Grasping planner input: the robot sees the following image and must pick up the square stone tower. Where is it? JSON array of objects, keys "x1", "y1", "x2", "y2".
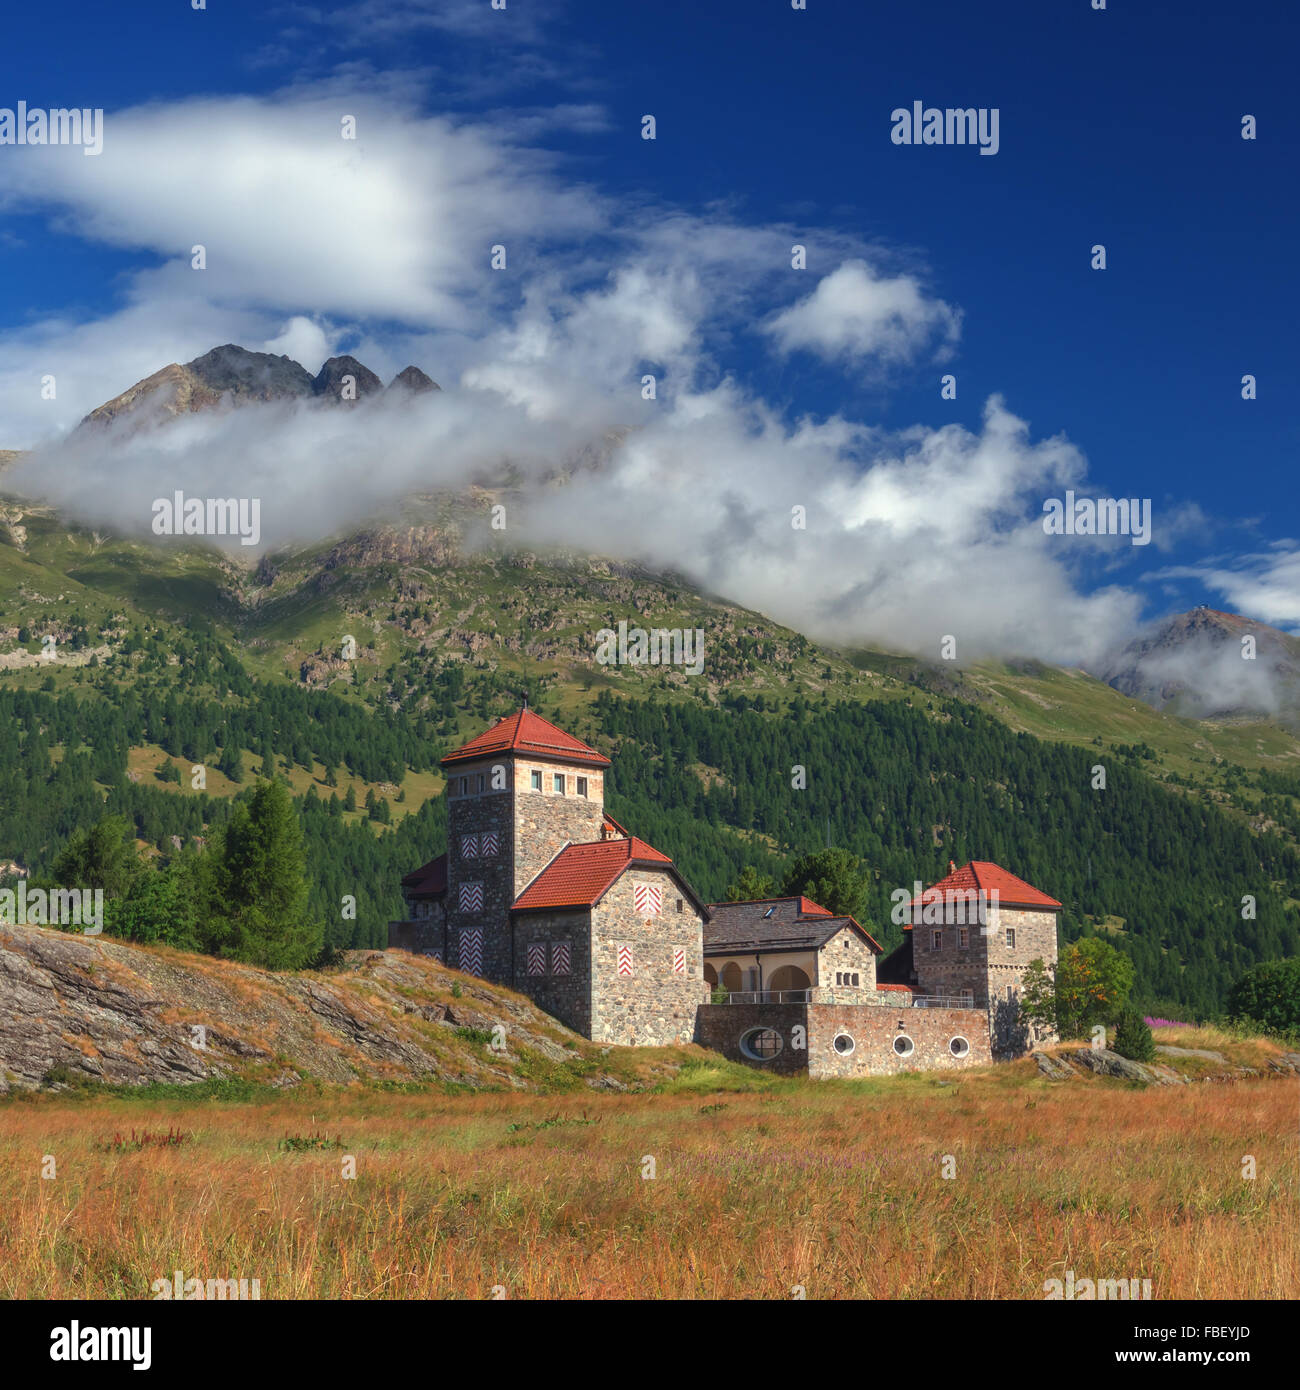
[
  {"x1": 440, "y1": 707, "x2": 610, "y2": 984},
  {"x1": 907, "y1": 860, "x2": 1061, "y2": 1056}
]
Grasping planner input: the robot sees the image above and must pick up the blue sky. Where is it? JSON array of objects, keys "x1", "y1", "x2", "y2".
[{"x1": 1, "y1": 0, "x2": 1297, "y2": 658}]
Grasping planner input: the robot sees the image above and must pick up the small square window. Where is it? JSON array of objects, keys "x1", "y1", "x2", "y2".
[
  {"x1": 1005, "y1": 927, "x2": 1016, "y2": 949},
  {"x1": 553, "y1": 773, "x2": 564, "y2": 793},
  {"x1": 530, "y1": 770, "x2": 542, "y2": 792},
  {"x1": 576, "y1": 777, "x2": 588, "y2": 797}
]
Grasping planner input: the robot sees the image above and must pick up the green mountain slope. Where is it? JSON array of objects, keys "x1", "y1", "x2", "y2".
[{"x1": 3, "y1": 496, "x2": 1300, "y2": 1018}]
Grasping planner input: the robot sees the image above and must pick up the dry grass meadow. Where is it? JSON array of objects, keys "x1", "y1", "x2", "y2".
[{"x1": 2, "y1": 1029, "x2": 1296, "y2": 1301}]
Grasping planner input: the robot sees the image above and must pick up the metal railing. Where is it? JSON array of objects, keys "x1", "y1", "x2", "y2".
[
  {"x1": 711, "y1": 989, "x2": 812, "y2": 1005},
  {"x1": 709, "y1": 989, "x2": 982, "y2": 1009}
]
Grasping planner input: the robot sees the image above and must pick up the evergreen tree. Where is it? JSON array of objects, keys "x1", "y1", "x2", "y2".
[
  {"x1": 1112, "y1": 1008, "x2": 1156, "y2": 1061},
  {"x1": 205, "y1": 780, "x2": 321, "y2": 969}
]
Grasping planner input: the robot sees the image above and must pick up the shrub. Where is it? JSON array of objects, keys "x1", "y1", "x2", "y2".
[
  {"x1": 1226, "y1": 958, "x2": 1300, "y2": 1035},
  {"x1": 1112, "y1": 1008, "x2": 1155, "y2": 1062}
]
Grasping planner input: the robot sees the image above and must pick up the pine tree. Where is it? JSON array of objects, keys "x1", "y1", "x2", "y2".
[{"x1": 205, "y1": 780, "x2": 322, "y2": 969}]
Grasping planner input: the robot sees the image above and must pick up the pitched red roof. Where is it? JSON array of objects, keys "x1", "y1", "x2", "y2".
[
  {"x1": 442, "y1": 708, "x2": 610, "y2": 769},
  {"x1": 905, "y1": 859, "x2": 1061, "y2": 926},
  {"x1": 512, "y1": 836, "x2": 676, "y2": 912}
]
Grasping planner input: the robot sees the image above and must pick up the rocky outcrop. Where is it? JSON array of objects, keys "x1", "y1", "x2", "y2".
[
  {"x1": 0, "y1": 924, "x2": 637, "y2": 1093},
  {"x1": 1034, "y1": 1044, "x2": 1292, "y2": 1086}
]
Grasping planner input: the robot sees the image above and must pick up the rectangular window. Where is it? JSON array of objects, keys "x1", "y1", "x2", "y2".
[
  {"x1": 527, "y1": 942, "x2": 547, "y2": 976},
  {"x1": 930, "y1": 930, "x2": 942, "y2": 952},
  {"x1": 530, "y1": 770, "x2": 542, "y2": 792},
  {"x1": 476, "y1": 774, "x2": 485, "y2": 792},
  {"x1": 960, "y1": 989, "x2": 974, "y2": 1006},
  {"x1": 676, "y1": 898, "x2": 683, "y2": 913},
  {"x1": 553, "y1": 773, "x2": 565, "y2": 793},
  {"x1": 576, "y1": 777, "x2": 588, "y2": 797},
  {"x1": 1005, "y1": 927, "x2": 1016, "y2": 949},
  {"x1": 551, "y1": 941, "x2": 571, "y2": 975},
  {"x1": 958, "y1": 926, "x2": 969, "y2": 949},
  {"x1": 1006, "y1": 985, "x2": 1015, "y2": 1002}
]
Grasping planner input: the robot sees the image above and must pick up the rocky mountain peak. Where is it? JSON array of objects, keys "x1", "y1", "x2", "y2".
[
  {"x1": 313, "y1": 355, "x2": 384, "y2": 404},
  {"x1": 388, "y1": 365, "x2": 441, "y2": 394}
]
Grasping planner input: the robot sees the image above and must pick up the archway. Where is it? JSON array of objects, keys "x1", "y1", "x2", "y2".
[{"x1": 767, "y1": 964, "x2": 811, "y2": 993}]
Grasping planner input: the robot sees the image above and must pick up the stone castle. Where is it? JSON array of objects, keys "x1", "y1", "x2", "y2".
[{"x1": 389, "y1": 707, "x2": 1061, "y2": 1077}]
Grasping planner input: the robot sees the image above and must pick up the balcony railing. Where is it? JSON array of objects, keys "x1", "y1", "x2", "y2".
[
  {"x1": 711, "y1": 989, "x2": 811, "y2": 1005},
  {"x1": 709, "y1": 989, "x2": 983, "y2": 1009}
]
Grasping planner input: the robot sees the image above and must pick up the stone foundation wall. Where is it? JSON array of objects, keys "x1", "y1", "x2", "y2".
[
  {"x1": 806, "y1": 1004, "x2": 991, "y2": 1077},
  {"x1": 590, "y1": 868, "x2": 708, "y2": 1046},
  {"x1": 694, "y1": 1002, "x2": 992, "y2": 1077},
  {"x1": 694, "y1": 1003, "x2": 809, "y2": 1075}
]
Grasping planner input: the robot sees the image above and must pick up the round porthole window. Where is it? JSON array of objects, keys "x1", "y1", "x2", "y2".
[
  {"x1": 833, "y1": 1032, "x2": 855, "y2": 1056},
  {"x1": 893, "y1": 1034, "x2": 915, "y2": 1058},
  {"x1": 739, "y1": 1027, "x2": 783, "y2": 1061},
  {"x1": 949, "y1": 1036, "x2": 970, "y2": 1058}
]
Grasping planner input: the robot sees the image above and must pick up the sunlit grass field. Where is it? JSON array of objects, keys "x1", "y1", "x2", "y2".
[{"x1": 2, "y1": 1038, "x2": 1295, "y2": 1301}]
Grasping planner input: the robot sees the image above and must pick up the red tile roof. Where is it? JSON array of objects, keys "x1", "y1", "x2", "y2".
[
  {"x1": 442, "y1": 708, "x2": 610, "y2": 769},
  {"x1": 512, "y1": 836, "x2": 675, "y2": 912},
  {"x1": 904, "y1": 859, "x2": 1061, "y2": 927}
]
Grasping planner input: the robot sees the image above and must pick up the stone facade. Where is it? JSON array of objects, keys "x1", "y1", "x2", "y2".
[
  {"x1": 511, "y1": 907, "x2": 593, "y2": 1038},
  {"x1": 911, "y1": 901, "x2": 1059, "y2": 1054},
  {"x1": 817, "y1": 923, "x2": 878, "y2": 994},
  {"x1": 590, "y1": 867, "x2": 709, "y2": 1046},
  {"x1": 510, "y1": 759, "x2": 605, "y2": 895},
  {"x1": 443, "y1": 756, "x2": 516, "y2": 984},
  {"x1": 694, "y1": 1001, "x2": 991, "y2": 1077}
]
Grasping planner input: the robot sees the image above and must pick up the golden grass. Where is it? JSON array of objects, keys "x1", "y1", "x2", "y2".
[{"x1": 2, "y1": 1061, "x2": 1295, "y2": 1300}]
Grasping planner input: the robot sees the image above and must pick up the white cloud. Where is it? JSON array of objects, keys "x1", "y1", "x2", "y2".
[
  {"x1": 763, "y1": 258, "x2": 960, "y2": 367},
  {"x1": 0, "y1": 82, "x2": 1199, "y2": 668}
]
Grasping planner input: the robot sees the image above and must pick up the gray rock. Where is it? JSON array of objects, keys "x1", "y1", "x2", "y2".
[{"x1": 1156, "y1": 1045, "x2": 1226, "y2": 1062}]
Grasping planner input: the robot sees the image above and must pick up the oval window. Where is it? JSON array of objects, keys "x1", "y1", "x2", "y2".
[
  {"x1": 739, "y1": 1027, "x2": 783, "y2": 1061},
  {"x1": 833, "y1": 1032, "x2": 855, "y2": 1056},
  {"x1": 949, "y1": 1036, "x2": 970, "y2": 1058},
  {"x1": 893, "y1": 1034, "x2": 915, "y2": 1058}
]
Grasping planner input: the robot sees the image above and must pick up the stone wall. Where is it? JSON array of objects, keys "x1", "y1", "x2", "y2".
[
  {"x1": 805, "y1": 1003, "x2": 992, "y2": 1077},
  {"x1": 694, "y1": 1002, "x2": 809, "y2": 1075},
  {"x1": 590, "y1": 867, "x2": 708, "y2": 1045},
  {"x1": 511, "y1": 759, "x2": 605, "y2": 895},
  {"x1": 511, "y1": 908, "x2": 593, "y2": 1038},
  {"x1": 694, "y1": 1001, "x2": 992, "y2": 1077}
]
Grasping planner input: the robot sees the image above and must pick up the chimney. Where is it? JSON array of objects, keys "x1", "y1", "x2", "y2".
[{"x1": 948, "y1": 860, "x2": 957, "y2": 873}]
